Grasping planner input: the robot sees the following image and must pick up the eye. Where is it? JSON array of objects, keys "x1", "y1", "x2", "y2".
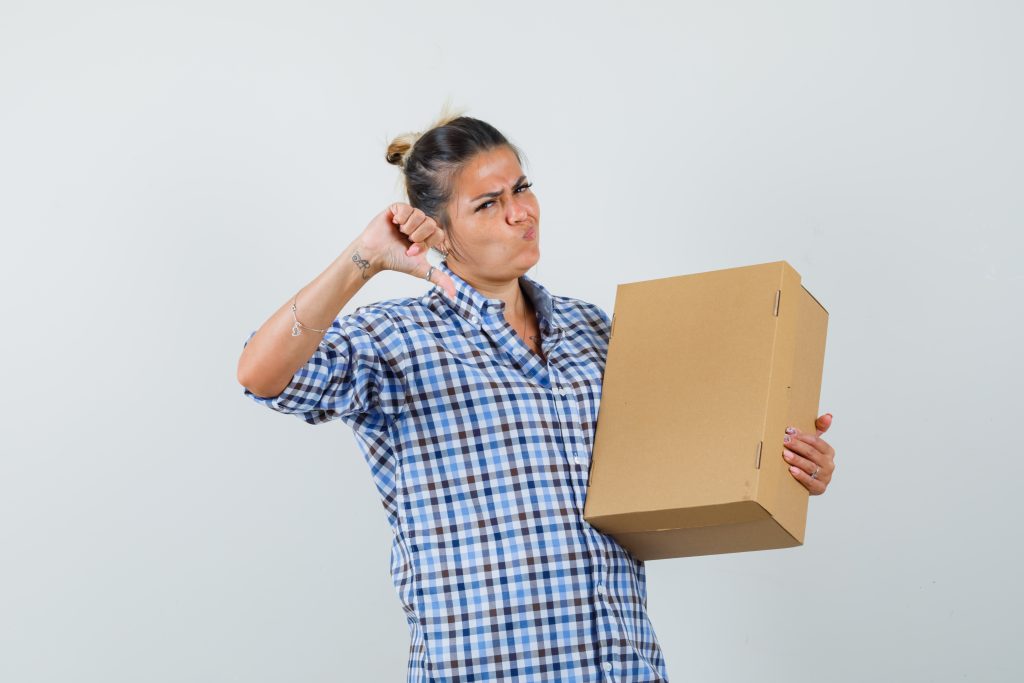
[{"x1": 475, "y1": 182, "x2": 533, "y2": 212}]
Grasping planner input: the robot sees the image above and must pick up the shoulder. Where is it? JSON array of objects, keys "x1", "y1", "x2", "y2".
[
  {"x1": 555, "y1": 295, "x2": 610, "y2": 325},
  {"x1": 344, "y1": 295, "x2": 423, "y2": 328},
  {"x1": 336, "y1": 295, "x2": 433, "y2": 354},
  {"x1": 321, "y1": 297, "x2": 424, "y2": 369},
  {"x1": 553, "y1": 295, "x2": 611, "y2": 340}
]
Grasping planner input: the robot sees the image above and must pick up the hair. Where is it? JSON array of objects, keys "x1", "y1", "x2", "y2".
[{"x1": 385, "y1": 100, "x2": 527, "y2": 262}]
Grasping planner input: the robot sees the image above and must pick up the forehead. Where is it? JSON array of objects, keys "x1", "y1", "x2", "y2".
[{"x1": 456, "y1": 147, "x2": 523, "y2": 199}]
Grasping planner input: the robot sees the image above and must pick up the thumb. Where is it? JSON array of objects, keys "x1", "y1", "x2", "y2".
[
  {"x1": 815, "y1": 412, "x2": 833, "y2": 436},
  {"x1": 421, "y1": 261, "x2": 457, "y2": 300},
  {"x1": 435, "y1": 273, "x2": 457, "y2": 301}
]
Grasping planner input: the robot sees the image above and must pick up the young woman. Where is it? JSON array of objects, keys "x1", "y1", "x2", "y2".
[{"x1": 237, "y1": 112, "x2": 837, "y2": 682}]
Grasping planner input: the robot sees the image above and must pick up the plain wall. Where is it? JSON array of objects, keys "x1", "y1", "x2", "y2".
[{"x1": 1, "y1": 1, "x2": 1020, "y2": 681}]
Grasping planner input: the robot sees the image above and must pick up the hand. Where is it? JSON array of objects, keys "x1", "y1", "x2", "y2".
[
  {"x1": 781, "y1": 413, "x2": 836, "y2": 495},
  {"x1": 358, "y1": 202, "x2": 456, "y2": 299},
  {"x1": 390, "y1": 203, "x2": 447, "y2": 260}
]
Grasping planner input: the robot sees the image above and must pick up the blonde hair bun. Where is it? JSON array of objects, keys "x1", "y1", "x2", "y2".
[{"x1": 385, "y1": 97, "x2": 469, "y2": 169}]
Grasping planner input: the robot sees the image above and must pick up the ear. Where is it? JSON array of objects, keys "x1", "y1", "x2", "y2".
[{"x1": 434, "y1": 232, "x2": 451, "y2": 258}]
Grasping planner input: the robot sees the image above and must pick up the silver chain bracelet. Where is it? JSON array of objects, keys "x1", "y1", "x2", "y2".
[{"x1": 290, "y1": 293, "x2": 329, "y2": 337}]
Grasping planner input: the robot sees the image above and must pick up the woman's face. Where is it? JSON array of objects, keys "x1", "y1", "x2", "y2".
[{"x1": 444, "y1": 145, "x2": 540, "y2": 278}]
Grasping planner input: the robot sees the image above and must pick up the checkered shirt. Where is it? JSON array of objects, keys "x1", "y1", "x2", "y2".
[{"x1": 243, "y1": 260, "x2": 669, "y2": 682}]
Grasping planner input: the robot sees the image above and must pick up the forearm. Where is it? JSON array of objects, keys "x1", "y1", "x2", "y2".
[{"x1": 237, "y1": 237, "x2": 382, "y2": 398}]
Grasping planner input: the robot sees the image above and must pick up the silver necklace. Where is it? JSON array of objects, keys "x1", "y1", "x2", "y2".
[{"x1": 512, "y1": 293, "x2": 541, "y2": 353}]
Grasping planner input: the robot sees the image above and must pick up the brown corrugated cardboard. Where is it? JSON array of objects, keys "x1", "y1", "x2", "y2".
[{"x1": 582, "y1": 260, "x2": 829, "y2": 560}]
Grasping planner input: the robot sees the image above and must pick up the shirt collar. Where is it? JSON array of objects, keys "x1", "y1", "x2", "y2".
[{"x1": 432, "y1": 259, "x2": 557, "y2": 333}]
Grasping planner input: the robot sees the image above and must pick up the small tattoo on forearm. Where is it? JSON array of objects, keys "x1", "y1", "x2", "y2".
[{"x1": 351, "y1": 250, "x2": 372, "y2": 280}]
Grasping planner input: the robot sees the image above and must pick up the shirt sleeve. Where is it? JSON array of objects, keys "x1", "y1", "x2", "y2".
[{"x1": 241, "y1": 307, "x2": 408, "y2": 424}]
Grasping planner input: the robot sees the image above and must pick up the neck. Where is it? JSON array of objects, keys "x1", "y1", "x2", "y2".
[{"x1": 448, "y1": 260, "x2": 527, "y2": 316}]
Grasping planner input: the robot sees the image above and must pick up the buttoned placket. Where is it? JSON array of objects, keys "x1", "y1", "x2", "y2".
[
  {"x1": 541, "y1": 342, "x2": 630, "y2": 680},
  {"x1": 439, "y1": 279, "x2": 635, "y2": 681}
]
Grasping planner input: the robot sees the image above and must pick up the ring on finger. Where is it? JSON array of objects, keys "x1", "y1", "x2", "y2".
[{"x1": 784, "y1": 447, "x2": 817, "y2": 477}]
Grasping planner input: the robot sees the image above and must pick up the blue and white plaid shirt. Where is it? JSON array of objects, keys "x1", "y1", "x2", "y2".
[{"x1": 243, "y1": 260, "x2": 669, "y2": 682}]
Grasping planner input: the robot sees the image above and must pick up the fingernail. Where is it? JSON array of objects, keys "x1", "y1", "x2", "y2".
[
  {"x1": 785, "y1": 426, "x2": 795, "y2": 434},
  {"x1": 783, "y1": 435, "x2": 791, "y2": 443},
  {"x1": 789, "y1": 466, "x2": 800, "y2": 474}
]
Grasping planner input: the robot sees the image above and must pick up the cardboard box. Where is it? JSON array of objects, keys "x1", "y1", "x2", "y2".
[{"x1": 583, "y1": 260, "x2": 829, "y2": 560}]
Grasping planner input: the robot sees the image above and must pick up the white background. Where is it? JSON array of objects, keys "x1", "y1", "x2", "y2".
[{"x1": 1, "y1": 1, "x2": 1020, "y2": 681}]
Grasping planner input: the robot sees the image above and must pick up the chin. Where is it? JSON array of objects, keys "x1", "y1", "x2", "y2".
[{"x1": 518, "y1": 250, "x2": 541, "y2": 273}]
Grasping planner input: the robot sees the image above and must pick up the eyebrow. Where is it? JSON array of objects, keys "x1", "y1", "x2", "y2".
[{"x1": 470, "y1": 175, "x2": 528, "y2": 203}]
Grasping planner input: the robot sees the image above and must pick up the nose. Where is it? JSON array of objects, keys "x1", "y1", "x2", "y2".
[{"x1": 506, "y1": 196, "x2": 530, "y2": 224}]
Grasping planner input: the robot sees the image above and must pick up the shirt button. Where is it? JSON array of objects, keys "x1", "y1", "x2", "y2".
[
  {"x1": 596, "y1": 583, "x2": 606, "y2": 595},
  {"x1": 469, "y1": 315, "x2": 479, "y2": 325},
  {"x1": 573, "y1": 454, "x2": 581, "y2": 465},
  {"x1": 602, "y1": 661, "x2": 613, "y2": 673}
]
